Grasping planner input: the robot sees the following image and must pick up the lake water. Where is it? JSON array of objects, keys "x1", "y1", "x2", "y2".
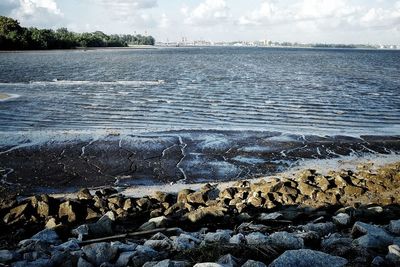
[{"x1": 0, "y1": 47, "x2": 399, "y2": 136}]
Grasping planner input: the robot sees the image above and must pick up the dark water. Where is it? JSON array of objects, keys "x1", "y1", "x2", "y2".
[{"x1": 0, "y1": 47, "x2": 399, "y2": 135}]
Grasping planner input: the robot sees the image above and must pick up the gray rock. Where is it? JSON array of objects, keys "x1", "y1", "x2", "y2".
[
  {"x1": 229, "y1": 233, "x2": 246, "y2": 245},
  {"x1": 115, "y1": 251, "x2": 135, "y2": 267},
  {"x1": 193, "y1": 264, "x2": 224, "y2": 267},
  {"x1": 144, "y1": 239, "x2": 172, "y2": 250},
  {"x1": 245, "y1": 232, "x2": 269, "y2": 246},
  {"x1": 302, "y1": 222, "x2": 336, "y2": 237},
  {"x1": 149, "y1": 216, "x2": 169, "y2": 227},
  {"x1": 31, "y1": 229, "x2": 60, "y2": 244},
  {"x1": 82, "y1": 242, "x2": 118, "y2": 266},
  {"x1": 71, "y1": 224, "x2": 89, "y2": 241},
  {"x1": 332, "y1": 213, "x2": 351, "y2": 226},
  {"x1": 321, "y1": 234, "x2": 352, "y2": 251},
  {"x1": 269, "y1": 249, "x2": 348, "y2": 267},
  {"x1": 241, "y1": 260, "x2": 267, "y2": 267},
  {"x1": 389, "y1": 219, "x2": 400, "y2": 235},
  {"x1": 172, "y1": 234, "x2": 201, "y2": 251},
  {"x1": 1, "y1": 249, "x2": 19, "y2": 263},
  {"x1": 268, "y1": 231, "x2": 304, "y2": 250},
  {"x1": 111, "y1": 241, "x2": 138, "y2": 252},
  {"x1": 217, "y1": 254, "x2": 239, "y2": 267},
  {"x1": 55, "y1": 239, "x2": 80, "y2": 251},
  {"x1": 135, "y1": 245, "x2": 159, "y2": 258},
  {"x1": 152, "y1": 259, "x2": 191, "y2": 267},
  {"x1": 352, "y1": 222, "x2": 394, "y2": 249},
  {"x1": 204, "y1": 231, "x2": 231, "y2": 244},
  {"x1": 386, "y1": 244, "x2": 400, "y2": 264},
  {"x1": 77, "y1": 257, "x2": 94, "y2": 267}
]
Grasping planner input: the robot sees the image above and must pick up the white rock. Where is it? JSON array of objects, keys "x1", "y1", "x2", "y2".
[
  {"x1": 386, "y1": 244, "x2": 400, "y2": 264},
  {"x1": 193, "y1": 263, "x2": 224, "y2": 267}
]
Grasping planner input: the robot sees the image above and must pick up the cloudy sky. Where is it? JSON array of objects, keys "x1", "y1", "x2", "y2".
[{"x1": 1, "y1": 0, "x2": 400, "y2": 44}]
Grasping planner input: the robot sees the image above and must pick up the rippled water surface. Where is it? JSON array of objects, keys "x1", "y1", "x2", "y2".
[{"x1": 0, "y1": 47, "x2": 399, "y2": 135}]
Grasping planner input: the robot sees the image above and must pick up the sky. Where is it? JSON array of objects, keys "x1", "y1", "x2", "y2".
[{"x1": 1, "y1": 0, "x2": 400, "y2": 44}]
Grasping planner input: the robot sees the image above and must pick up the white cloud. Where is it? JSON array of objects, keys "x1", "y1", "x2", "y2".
[
  {"x1": 238, "y1": 0, "x2": 400, "y2": 33},
  {"x1": 183, "y1": 0, "x2": 231, "y2": 26}
]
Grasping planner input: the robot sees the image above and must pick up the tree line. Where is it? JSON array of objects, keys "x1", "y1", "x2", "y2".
[{"x1": 0, "y1": 16, "x2": 155, "y2": 50}]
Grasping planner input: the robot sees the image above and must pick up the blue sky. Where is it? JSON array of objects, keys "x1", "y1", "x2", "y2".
[{"x1": 1, "y1": 0, "x2": 400, "y2": 44}]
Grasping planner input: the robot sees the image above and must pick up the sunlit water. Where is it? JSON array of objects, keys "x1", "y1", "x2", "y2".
[{"x1": 0, "y1": 47, "x2": 399, "y2": 136}]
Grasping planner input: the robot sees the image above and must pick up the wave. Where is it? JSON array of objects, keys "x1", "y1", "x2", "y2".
[
  {"x1": 0, "y1": 80, "x2": 165, "y2": 86},
  {"x1": 0, "y1": 93, "x2": 20, "y2": 102}
]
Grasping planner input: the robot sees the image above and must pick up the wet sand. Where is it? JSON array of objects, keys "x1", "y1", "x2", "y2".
[{"x1": 0, "y1": 130, "x2": 399, "y2": 197}]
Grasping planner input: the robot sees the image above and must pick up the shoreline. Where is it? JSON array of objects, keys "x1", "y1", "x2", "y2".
[{"x1": 0, "y1": 160, "x2": 399, "y2": 266}]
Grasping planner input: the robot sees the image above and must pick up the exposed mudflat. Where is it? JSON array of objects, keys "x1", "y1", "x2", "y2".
[{"x1": 0, "y1": 130, "x2": 399, "y2": 196}]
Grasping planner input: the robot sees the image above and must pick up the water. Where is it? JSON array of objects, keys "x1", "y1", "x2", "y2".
[{"x1": 0, "y1": 47, "x2": 399, "y2": 136}]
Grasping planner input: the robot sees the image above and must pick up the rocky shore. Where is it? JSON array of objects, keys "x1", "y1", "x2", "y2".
[{"x1": 1, "y1": 162, "x2": 400, "y2": 266}]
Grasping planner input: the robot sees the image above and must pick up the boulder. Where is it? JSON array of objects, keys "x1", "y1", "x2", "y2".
[
  {"x1": 315, "y1": 176, "x2": 331, "y2": 191},
  {"x1": 204, "y1": 231, "x2": 231, "y2": 244},
  {"x1": 187, "y1": 192, "x2": 206, "y2": 204},
  {"x1": 115, "y1": 251, "x2": 135, "y2": 267},
  {"x1": 81, "y1": 242, "x2": 118, "y2": 266},
  {"x1": 77, "y1": 189, "x2": 92, "y2": 200},
  {"x1": 172, "y1": 233, "x2": 201, "y2": 251},
  {"x1": 177, "y1": 189, "x2": 194, "y2": 203},
  {"x1": 77, "y1": 257, "x2": 94, "y2": 267},
  {"x1": 30, "y1": 229, "x2": 60, "y2": 244},
  {"x1": 111, "y1": 241, "x2": 138, "y2": 252},
  {"x1": 0, "y1": 250, "x2": 18, "y2": 263},
  {"x1": 241, "y1": 260, "x2": 266, "y2": 267},
  {"x1": 59, "y1": 201, "x2": 83, "y2": 223},
  {"x1": 258, "y1": 212, "x2": 282, "y2": 221},
  {"x1": 389, "y1": 219, "x2": 400, "y2": 235},
  {"x1": 147, "y1": 259, "x2": 191, "y2": 267},
  {"x1": 186, "y1": 206, "x2": 227, "y2": 223},
  {"x1": 54, "y1": 239, "x2": 80, "y2": 251},
  {"x1": 352, "y1": 221, "x2": 394, "y2": 249},
  {"x1": 332, "y1": 213, "x2": 351, "y2": 226},
  {"x1": 217, "y1": 254, "x2": 239, "y2": 267},
  {"x1": 268, "y1": 231, "x2": 304, "y2": 250},
  {"x1": 245, "y1": 232, "x2": 269, "y2": 246},
  {"x1": 269, "y1": 249, "x2": 347, "y2": 267},
  {"x1": 4, "y1": 203, "x2": 30, "y2": 223},
  {"x1": 193, "y1": 264, "x2": 224, "y2": 267},
  {"x1": 144, "y1": 239, "x2": 172, "y2": 250},
  {"x1": 229, "y1": 233, "x2": 246, "y2": 245},
  {"x1": 371, "y1": 256, "x2": 386, "y2": 266}
]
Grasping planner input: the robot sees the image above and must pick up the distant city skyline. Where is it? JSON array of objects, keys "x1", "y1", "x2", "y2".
[{"x1": 1, "y1": 0, "x2": 400, "y2": 45}]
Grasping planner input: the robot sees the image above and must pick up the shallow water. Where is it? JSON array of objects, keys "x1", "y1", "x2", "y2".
[{"x1": 0, "y1": 47, "x2": 399, "y2": 136}]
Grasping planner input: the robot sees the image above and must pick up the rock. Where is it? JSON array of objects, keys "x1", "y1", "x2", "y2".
[
  {"x1": 72, "y1": 225, "x2": 89, "y2": 241},
  {"x1": 302, "y1": 222, "x2": 336, "y2": 237},
  {"x1": 245, "y1": 232, "x2": 269, "y2": 246},
  {"x1": 4, "y1": 203, "x2": 30, "y2": 223},
  {"x1": 241, "y1": 260, "x2": 267, "y2": 267},
  {"x1": 77, "y1": 188, "x2": 93, "y2": 200},
  {"x1": 81, "y1": 242, "x2": 118, "y2": 266},
  {"x1": 259, "y1": 212, "x2": 282, "y2": 221},
  {"x1": 386, "y1": 244, "x2": 400, "y2": 264},
  {"x1": 123, "y1": 198, "x2": 134, "y2": 211},
  {"x1": 219, "y1": 188, "x2": 235, "y2": 200},
  {"x1": 55, "y1": 239, "x2": 80, "y2": 251},
  {"x1": 172, "y1": 233, "x2": 201, "y2": 251},
  {"x1": 59, "y1": 201, "x2": 82, "y2": 223},
  {"x1": 45, "y1": 217, "x2": 58, "y2": 229},
  {"x1": 268, "y1": 231, "x2": 304, "y2": 250},
  {"x1": 0, "y1": 250, "x2": 18, "y2": 263},
  {"x1": 177, "y1": 189, "x2": 194, "y2": 203},
  {"x1": 343, "y1": 185, "x2": 365, "y2": 196},
  {"x1": 352, "y1": 221, "x2": 394, "y2": 249},
  {"x1": 332, "y1": 213, "x2": 351, "y2": 226},
  {"x1": 298, "y1": 182, "x2": 319, "y2": 197},
  {"x1": 204, "y1": 231, "x2": 231, "y2": 244},
  {"x1": 193, "y1": 264, "x2": 224, "y2": 267},
  {"x1": 115, "y1": 251, "x2": 135, "y2": 267},
  {"x1": 217, "y1": 254, "x2": 239, "y2": 267},
  {"x1": 86, "y1": 208, "x2": 100, "y2": 220},
  {"x1": 87, "y1": 212, "x2": 114, "y2": 237},
  {"x1": 136, "y1": 197, "x2": 152, "y2": 209},
  {"x1": 315, "y1": 176, "x2": 331, "y2": 191},
  {"x1": 389, "y1": 219, "x2": 400, "y2": 235},
  {"x1": 77, "y1": 257, "x2": 94, "y2": 267},
  {"x1": 269, "y1": 249, "x2": 348, "y2": 267},
  {"x1": 247, "y1": 196, "x2": 264, "y2": 207},
  {"x1": 31, "y1": 229, "x2": 60, "y2": 244},
  {"x1": 111, "y1": 241, "x2": 138, "y2": 252},
  {"x1": 149, "y1": 216, "x2": 169, "y2": 227},
  {"x1": 144, "y1": 239, "x2": 172, "y2": 250},
  {"x1": 229, "y1": 233, "x2": 246, "y2": 245},
  {"x1": 187, "y1": 191, "x2": 206, "y2": 204},
  {"x1": 149, "y1": 259, "x2": 191, "y2": 267},
  {"x1": 187, "y1": 206, "x2": 227, "y2": 223}
]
